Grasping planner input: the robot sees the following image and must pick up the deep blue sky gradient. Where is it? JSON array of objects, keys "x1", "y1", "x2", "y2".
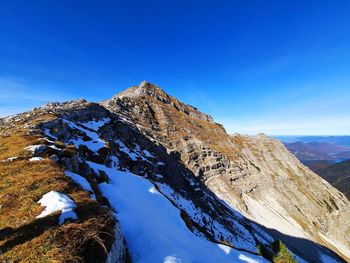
[{"x1": 1, "y1": 1, "x2": 350, "y2": 135}]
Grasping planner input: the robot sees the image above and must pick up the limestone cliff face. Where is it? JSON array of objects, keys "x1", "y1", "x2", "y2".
[
  {"x1": 227, "y1": 134, "x2": 350, "y2": 259},
  {"x1": 102, "y1": 81, "x2": 350, "y2": 262}
]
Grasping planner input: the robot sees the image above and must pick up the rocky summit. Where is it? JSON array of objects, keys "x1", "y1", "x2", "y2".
[{"x1": 0, "y1": 81, "x2": 349, "y2": 263}]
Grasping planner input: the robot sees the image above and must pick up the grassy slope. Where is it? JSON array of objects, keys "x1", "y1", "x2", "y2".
[{"x1": 0, "y1": 119, "x2": 115, "y2": 262}]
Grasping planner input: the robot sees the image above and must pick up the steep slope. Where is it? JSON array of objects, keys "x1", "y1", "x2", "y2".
[
  {"x1": 228, "y1": 134, "x2": 350, "y2": 260},
  {"x1": 0, "y1": 98, "x2": 274, "y2": 262},
  {"x1": 318, "y1": 160, "x2": 350, "y2": 199},
  {"x1": 102, "y1": 81, "x2": 350, "y2": 262},
  {"x1": 1, "y1": 81, "x2": 349, "y2": 262},
  {"x1": 0, "y1": 104, "x2": 126, "y2": 262}
]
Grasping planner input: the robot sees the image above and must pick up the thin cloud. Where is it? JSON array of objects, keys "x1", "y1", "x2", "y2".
[
  {"x1": 0, "y1": 77, "x2": 73, "y2": 117},
  {"x1": 0, "y1": 77, "x2": 68, "y2": 102}
]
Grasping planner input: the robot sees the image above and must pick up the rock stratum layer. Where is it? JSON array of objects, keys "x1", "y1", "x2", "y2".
[{"x1": 0, "y1": 81, "x2": 349, "y2": 262}]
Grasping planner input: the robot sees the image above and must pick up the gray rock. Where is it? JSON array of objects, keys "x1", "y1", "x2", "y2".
[{"x1": 50, "y1": 154, "x2": 59, "y2": 162}]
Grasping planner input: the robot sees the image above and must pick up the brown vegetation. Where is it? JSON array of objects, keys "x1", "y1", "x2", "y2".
[{"x1": 0, "y1": 130, "x2": 115, "y2": 262}]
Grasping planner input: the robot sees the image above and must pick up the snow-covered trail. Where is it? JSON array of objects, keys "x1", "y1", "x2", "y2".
[{"x1": 96, "y1": 163, "x2": 268, "y2": 263}]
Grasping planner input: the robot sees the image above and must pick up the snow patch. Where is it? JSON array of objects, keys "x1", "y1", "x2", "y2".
[
  {"x1": 62, "y1": 119, "x2": 106, "y2": 152},
  {"x1": 149, "y1": 186, "x2": 160, "y2": 194},
  {"x1": 142, "y1": 149, "x2": 154, "y2": 158},
  {"x1": 65, "y1": 171, "x2": 96, "y2": 200},
  {"x1": 238, "y1": 254, "x2": 260, "y2": 263},
  {"x1": 36, "y1": 191, "x2": 77, "y2": 225},
  {"x1": 49, "y1": 145, "x2": 63, "y2": 151},
  {"x1": 157, "y1": 183, "x2": 257, "y2": 252},
  {"x1": 1, "y1": 156, "x2": 18, "y2": 162},
  {"x1": 115, "y1": 141, "x2": 155, "y2": 163},
  {"x1": 79, "y1": 118, "x2": 110, "y2": 131},
  {"x1": 111, "y1": 155, "x2": 119, "y2": 168},
  {"x1": 25, "y1": 144, "x2": 47, "y2": 154},
  {"x1": 153, "y1": 174, "x2": 163, "y2": 179},
  {"x1": 29, "y1": 157, "x2": 44, "y2": 161},
  {"x1": 218, "y1": 244, "x2": 232, "y2": 255},
  {"x1": 116, "y1": 139, "x2": 138, "y2": 161},
  {"x1": 44, "y1": 128, "x2": 57, "y2": 140},
  {"x1": 319, "y1": 253, "x2": 341, "y2": 263}
]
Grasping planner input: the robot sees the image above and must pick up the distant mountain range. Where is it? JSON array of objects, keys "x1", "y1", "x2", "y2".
[
  {"x1": 284, "y1": 141, "x2": 350, "y2": 161},
  {"x1": 278, "y1": 137, "x2": 350, "y2": 170},
  {"x1": 277, "y1": 136, "x2": 350, "y2": 147}
]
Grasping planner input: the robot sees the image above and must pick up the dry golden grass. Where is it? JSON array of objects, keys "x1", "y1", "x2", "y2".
[
  {"x1": 0, "y1": 129, "x2": 115, "y2": 262},
  {"x1": 0, "y1": 134, "x2": 41, "y2": 160},
  {"x1": 30, "y1": 113, "x2": 57, "y2": 126}
]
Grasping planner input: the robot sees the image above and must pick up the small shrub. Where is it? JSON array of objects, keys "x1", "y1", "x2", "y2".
[{"x1": 271, "y1": 240, "x2": 297, "y2": 263}]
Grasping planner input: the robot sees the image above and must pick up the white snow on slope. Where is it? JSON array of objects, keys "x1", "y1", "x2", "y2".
[
  {"x1": 87, "y1": 161, "x2": 257, "y2": 253},
  {"x1": 62, "y1": 119, "x2": 106, "y2": 152},
  {"x1": 319, "y1": 253, "x2": 342, "y2": 263},
  {"x1": 157, "y1": 183, "x2": 258, "y2": 252},
  {"x1": 115, "y1": 139, "x2": 138, "y2": 161},
  {"x1": 36, "y1": 191, "x2": 78, "y2": 225},
  {"x1": 29, "y1": 157, "x2": 44, "y2": 161},
  {"x1": 115, "y1": 140, "x2": 155, "y2": 163},
  {"x1": 65, "y1": 171, "x2": 96, "y2": 200},
  {"x1": 0, "y1": 156, "x2": 18, "y2": 162},
  {"x1": 94, "y1": 162, "x2": 268, "y2": 263},
  {"x1": 24, "y1": 144, "x2": 46, "y2": 154},
  {"x1": 44, "y1": 128, "x2": 57, "y2": 140},
  {"x1": 143, "y1": 149, "x2": 154, "y2": 158},
  {"x1": 79, "y1": 118, "x2": 110, "y2": 132}
]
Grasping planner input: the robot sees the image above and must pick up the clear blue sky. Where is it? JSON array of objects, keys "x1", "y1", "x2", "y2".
[{"x1": 1, "y1": 1, "x2": 350, "y2": 135}]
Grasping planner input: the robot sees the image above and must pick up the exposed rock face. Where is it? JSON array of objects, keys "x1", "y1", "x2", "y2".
[
  {"x1": 1, "y1": 81, "x2": 349, "y2": 262},
  {"x1": 103, "y1": 81, "x2": 350, "y2": 262},
  {"x1": 228, "y1": 134, "x2": 350, "y2": 259}
]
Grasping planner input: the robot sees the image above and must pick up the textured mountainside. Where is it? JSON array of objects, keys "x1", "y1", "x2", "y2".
[
  {"x1": 103, "y1": 81, "x2": 350, "y2": 262},
  {"x1": 318, "y1": 160, "x2": 350, "y2": 200},
  {"x1": 0, "y1": 81, "x2": 349, "y2": 262}
]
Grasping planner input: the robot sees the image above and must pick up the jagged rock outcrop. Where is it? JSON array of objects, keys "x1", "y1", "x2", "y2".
[{"x1": 103, "y1": 81, "x2": 350, "y2": 262}]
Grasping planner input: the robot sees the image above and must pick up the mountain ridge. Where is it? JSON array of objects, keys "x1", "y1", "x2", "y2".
[
  {"x1": 103, "y1": 82, "x2": 350, "y2": 261},
  {"x1": 0, "y1": 81, "x2": 349, "y2": 262}
]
